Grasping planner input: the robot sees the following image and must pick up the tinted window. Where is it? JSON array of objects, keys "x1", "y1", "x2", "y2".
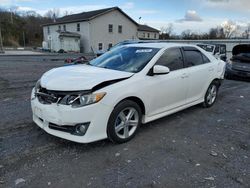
[
  {"x1": 202, "y1": 54, "x2": 210, "y2": 63},
  {"x1": 184, "y1": 50, "x2": 203, "y2": 67},
  {"x1": 156, "y1": 48, "x2": 184, "y2": 71}
]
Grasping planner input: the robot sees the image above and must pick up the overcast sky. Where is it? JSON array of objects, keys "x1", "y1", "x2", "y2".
[{"x1": 0, "y1": 0, "x2": 250, "y2": 34}]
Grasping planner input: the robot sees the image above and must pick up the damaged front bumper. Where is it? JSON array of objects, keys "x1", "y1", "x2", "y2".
[{"x1": 31, "y1": 88, "x2": 113, "y2": 143}]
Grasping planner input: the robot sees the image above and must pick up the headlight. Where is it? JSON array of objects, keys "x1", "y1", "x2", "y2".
[
  {"x1": 68, "y1": 92, "x2": 106, "y2": 108},
  {"x1": 34, "y1": 79, "x2": 41, "y2": 93}
]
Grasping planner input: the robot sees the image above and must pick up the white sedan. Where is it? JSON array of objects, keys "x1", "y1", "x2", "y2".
[{"x1": 31, "y1": 43, "x2": 225, "y2": 143}]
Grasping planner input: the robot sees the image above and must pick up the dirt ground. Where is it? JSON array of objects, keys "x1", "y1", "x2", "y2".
[{"x1": 0, "y1": 55, "x2": 249, "y2": 188}]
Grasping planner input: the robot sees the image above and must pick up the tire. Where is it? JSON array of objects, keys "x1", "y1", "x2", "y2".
[
  {"x1": 107, "y1": 100, "x2": 142, "y2": 144},
  {"x1": 203, "y1": 81, "x2": 219, "y2": 108}
]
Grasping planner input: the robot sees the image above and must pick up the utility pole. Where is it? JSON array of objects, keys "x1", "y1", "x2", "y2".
[
  {"x1": 0, "y1": 25, "x2": 4, "y2": 53},
  {"x1": 23, "y1": 31, "x2": 25, "y2": 47}
]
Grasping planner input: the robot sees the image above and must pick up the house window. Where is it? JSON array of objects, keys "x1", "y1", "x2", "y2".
[
  {"x1": 77, "y1": 23, "x2": 80, "y2": 31},
  {"x1": 63, "y1": 25, "x2": 66, "y2": 31},
  {"x1": 154, "y1": 33, "x2": 157, "y2": 39},
  {"x1": 98, "y1": 43, "x2": 103, "y2": 50},
  {"x1": 143, "y1": 33, "x2": 145, "y2": 38},
  {"x1": 118, "y1": 25, "x2": 122, "y2": 33},
  {"x1": 147, "y1": 33, "x2": 150, "y2": 38},
  {"x1": 108, "y1": 43, "x2": 112, "y2": 49},
  {"x1": 109, "y1": 24, "x2": 113, "y2": 33},
  {"x1": 58, "y1": 25, "x2": 61, "y2": 31},
  {"x1": 47, "y1": 26, "x2": 50, "y2": 34}
]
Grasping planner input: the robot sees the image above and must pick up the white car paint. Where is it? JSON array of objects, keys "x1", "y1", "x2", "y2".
[
  {"x1": 41, "y1": 65, "x2": 133, "y2": 91},
  {"x1": 31, "y1": 43, "x2": 225, "y2": 143}
]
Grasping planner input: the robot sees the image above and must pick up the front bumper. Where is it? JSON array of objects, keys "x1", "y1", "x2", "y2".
[{"x1": 31, "y1": 89, "x2": 113, "y2": 143}]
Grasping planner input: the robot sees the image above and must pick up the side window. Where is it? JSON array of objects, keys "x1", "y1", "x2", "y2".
[
  {"x1": 220, "y1": 45, "x2": 226, "y2": 54},
  {"x1": 47, "y1": 26, "x2": 50, "y2": 34},
  {"x1": 202, "y1": 54, "x2": 210, "y2": 63},
  {"x1": 108, "y1": 43, "x2": 112, "y2": 49},
  {"x1": 118, "y1": 25, "x2": 122, "y2": 33},
  {"x1": 156, "y1": 48, "x2": 184, "y2": 71},
  {"x1": 98, "y1": 43, "x2": 103, "y2": 50},
  {"x1": 77, "y1": 23, "x2": 80, "y2": 31},
  {"x1": 214, "y1": 45, "x2": 219, "y2": 54},
  {"x1": 108, "y1": 24, "x2": 113, "y2": 33},
  {"x1": 184, "y1": 50, "x2": 203, "y2": 67}
]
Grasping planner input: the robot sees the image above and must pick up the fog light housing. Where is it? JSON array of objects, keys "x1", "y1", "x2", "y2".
[{"x1": 73, "y1": 122, "x2": 90, "y2": 136}]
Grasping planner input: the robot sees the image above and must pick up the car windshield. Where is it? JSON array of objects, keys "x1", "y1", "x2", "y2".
[{"x1": 89, "y1": 46, "x2": 160, "y2": 73}]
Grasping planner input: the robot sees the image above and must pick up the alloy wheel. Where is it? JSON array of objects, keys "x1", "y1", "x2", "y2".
[
  {"x1": 114, "y1": 107, "x2": 139, "y2": 139},
  {"x1": 207, "y1": 85, "x2": 217, "y2": 105}
]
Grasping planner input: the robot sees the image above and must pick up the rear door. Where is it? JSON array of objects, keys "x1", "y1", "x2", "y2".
[
  {"x1": 182, "y1": 47, "x2": 215, "y2": 103},
  {"x1": 144, "y1": 47, "x2": 189, "y2": 116}
]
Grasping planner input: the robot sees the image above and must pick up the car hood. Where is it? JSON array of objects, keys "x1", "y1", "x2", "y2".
[{"x1": 41, "y1": 65, "x2": 133, "y2": 91}]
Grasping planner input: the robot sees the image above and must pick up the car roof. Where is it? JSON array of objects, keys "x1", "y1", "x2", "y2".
[{"x1": 125, "y1": 42, "x2": 198, "y2": 49}]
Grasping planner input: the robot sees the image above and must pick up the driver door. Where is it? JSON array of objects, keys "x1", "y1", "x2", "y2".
[{"x1": 143, "y1": 48, "x2": 189, "y2": 116}]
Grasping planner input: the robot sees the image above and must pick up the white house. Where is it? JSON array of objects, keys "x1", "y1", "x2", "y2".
[
  {"x1": 137, "y1": 25, "x2": 160, "y2": 40},
  {"x1": 44, "y1": 31, "x2": 81, "y2": 52},
  {"x1": 42, "y1": 7, "x2": 160, "y2": 53}
]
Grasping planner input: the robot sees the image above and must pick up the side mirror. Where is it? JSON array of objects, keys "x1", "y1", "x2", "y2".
[{"x1": 153, "y1": 65, "x2": 170, "y2": 75}]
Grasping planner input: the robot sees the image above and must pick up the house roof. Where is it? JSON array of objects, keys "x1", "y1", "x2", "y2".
[
  {"x1": 138, "y1": 25, "x2": 160, "y2": 33},
  {"x1": 58, "y1": 31, "x2": 81, "y2": 38},
  {"x1": 43, "y1": 7, "x2": 138, "y2": 26}
]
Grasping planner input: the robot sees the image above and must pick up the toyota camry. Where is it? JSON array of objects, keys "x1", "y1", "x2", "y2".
[{"x1": 31, "y1": 43, "x2": 225, "y2": 143}]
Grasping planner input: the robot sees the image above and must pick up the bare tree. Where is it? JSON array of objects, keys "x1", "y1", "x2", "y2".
[
  {"x1": 222, "y1": 20, "x2": 237, "y2": 38},
  {"x1": 44, "y1": 8, "x2": 60, "y2": 19},
  {"x1": 160, "y1": 23, "x2": 173, "y2": 39},
  {"x1": 208, "y1": 27, "x2": 225, "y2": 39},
  {"x1": 181, "y1": 29, "x2": 192, "y2": 39},
  {"x1": 242, "y1": 23, "x2": 250, "y2": 39}
]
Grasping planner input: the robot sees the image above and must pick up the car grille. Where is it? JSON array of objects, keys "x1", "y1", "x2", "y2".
[
  {"x1": 36, "y1": 87, "x2": 64, "y2": 104},
  {"x1": 35, "y1": 87, "x2": 90, "y2": 105}
]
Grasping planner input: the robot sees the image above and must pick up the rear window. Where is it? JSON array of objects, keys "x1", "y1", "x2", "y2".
[{"x1": 184, "y1": 50, "x2": 203, "y2": 67}]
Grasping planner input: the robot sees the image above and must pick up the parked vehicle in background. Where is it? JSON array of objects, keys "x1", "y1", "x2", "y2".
[
  {"x1": 225, "y1": 44, "x2": 250, "y2": 79},
  {"x1": 31, "y1": 43, "x2": 225, "y2": 144},
  {"x1": 64, "y1": 56, "x2": 88, "y2": 64},
  {"x1": 197, "y1": 43, "x2": 227, "y2": 61}
]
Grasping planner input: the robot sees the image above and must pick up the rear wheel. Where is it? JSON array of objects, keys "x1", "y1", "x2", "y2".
[
  {"x1": 107, "y1": 100, "x2": 142, "y2": 144},
  {"x1": 203, "y1": 81, "x2": 219, "y2": 108}
]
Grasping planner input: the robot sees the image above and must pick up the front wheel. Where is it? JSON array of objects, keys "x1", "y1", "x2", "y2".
[
  {"x1": 107, "y1": 100, "x2": 142, "y2": 144},
  {"x1": 203, "y1": 81, "x2": 219, "y2": 108}
]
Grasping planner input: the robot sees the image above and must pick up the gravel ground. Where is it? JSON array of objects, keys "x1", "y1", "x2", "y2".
[{"x1": 0, "y1": 56, "x2": 249, "y2": 188}]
